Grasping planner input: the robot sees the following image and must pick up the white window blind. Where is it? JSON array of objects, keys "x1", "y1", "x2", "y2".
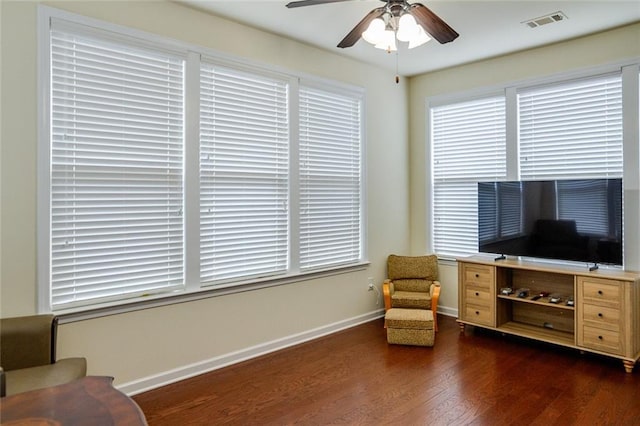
[
  {"x1": 200, "y1": 63, "x2": 289, "y2": 283},
  {"x1": 299, "y1": 86, "x2": 362, "y2": 270},
  {"x1": 519, "y1": 74, "x2": 623, "y2": 179},
  {"x1": 50, "y1": 23, "x2": 185, "y2": 308},
  {"x1": 431, "y1": 96, "x2": 506, "y2": 257}
]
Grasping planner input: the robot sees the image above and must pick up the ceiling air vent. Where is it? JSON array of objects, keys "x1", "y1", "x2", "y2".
[{"x1": 523, "y1": 11, "x2": 568, "y2": 29}]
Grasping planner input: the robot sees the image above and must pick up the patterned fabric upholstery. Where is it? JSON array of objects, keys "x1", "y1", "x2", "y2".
[
  {"x1": 392, "y1": 278, "x2": 431, "y2": 292},
  {"x1": 387, "y1": 254, "x2": 438, "y2": 281},
  {"x1": 387, "y1": 328, "x2": 435, "y2": 347},
  {"x1": 391, "y1": 290, "x2": 431, "y2": 309},
  {"x1": 385, "y1": 308, "x2": 434, "y2": 347},
  {"x1": 386, "y1": 255, "x2": 438, "y2": 309},
  {"x1": 385, "y1": 308, "x2": 433, "y2": 329},
  {"x1": 383, "y1": 254, "x2": 441, "y2": 333}
]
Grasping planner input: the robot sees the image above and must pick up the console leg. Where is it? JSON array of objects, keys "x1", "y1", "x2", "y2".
[
  {"x1": 623, "y1": 360, "x2": 635, "y2": 373},
  {"x1": 458, "y1": 322, "x2": 465, "y2": 333}
]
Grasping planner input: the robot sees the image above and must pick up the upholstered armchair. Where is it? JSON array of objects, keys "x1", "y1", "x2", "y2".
[
  {"x1": 383, "y1": 254, "x2": 441, "y2": 331},
  {"x1": 0, "y1": 314, "x2": 87, "y2": 396}
]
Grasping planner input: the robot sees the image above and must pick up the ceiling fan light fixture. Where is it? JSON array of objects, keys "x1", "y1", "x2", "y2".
[
  {"x1": 396, "y1": 13, "x2": 419, "y2": 42},
  {"x1": 407, "y1": 25, "x2": 431, "y2": 49},
  {"x1": 374, "y1": 29, "x2": 397, "y2": 52},
  {"x1": 362, "y1": 18, "x2": 386, "y2": 45},
  {"x1": 360, "y1": 7, "x2": 435, "y2": 51}
]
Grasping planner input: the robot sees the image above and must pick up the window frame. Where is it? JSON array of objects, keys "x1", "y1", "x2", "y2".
[{"x1": 37, "y1": 6, "x2": 368, "y2": 317}]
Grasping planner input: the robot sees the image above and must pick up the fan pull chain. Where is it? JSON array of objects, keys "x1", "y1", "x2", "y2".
[{"x1": 395, "y1": 50, "x2": 399, "y2": 84}]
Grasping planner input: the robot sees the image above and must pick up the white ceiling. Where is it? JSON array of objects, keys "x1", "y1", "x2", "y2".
[{"x1": 179, "y1": 0, "x2": 640, "y2": 76}]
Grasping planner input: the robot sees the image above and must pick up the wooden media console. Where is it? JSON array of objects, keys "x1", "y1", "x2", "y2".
[{"x1": 457, "y1": 255, "x2": 640, "y2": 373}]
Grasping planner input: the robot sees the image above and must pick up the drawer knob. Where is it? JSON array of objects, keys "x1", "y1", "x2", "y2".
[
  {"x1": 598, "y1": 290, "x2": 603, "y2": 295},
  {"x1": 598, "y1": 313, "x2": 603, "y2": 318},
  {"x1": 475, "y1": 274, "x2": 479, "y2": 278},
  {"x1": 475, "y1": 311, "x2": 480, "y2": 315},
  {"x1": 475, "y1": 292, "x2": 479, "y2": 296},
  {"x1": 598, "y1": 335, "x2": 603, "y2": 340}
]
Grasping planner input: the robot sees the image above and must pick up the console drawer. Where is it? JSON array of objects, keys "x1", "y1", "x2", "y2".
[
  {"x1": 579, "y1": 277, "x2": 622, "y2": 308},
  {"x1": 581, "y1": 326, "x2": 622, "y2": 355},
  {"x1": 465, "y1": 288, "x2": 491, "y2": 307},
  {"x1": 582, "y1": 304, "x2": 621, "y2": 332},
  {"x1": 462, "y1": 264, "x2": 493, "y2": 290},
  {"x1": 464, "y1": 304, "x2": 493, "y2": 327}
]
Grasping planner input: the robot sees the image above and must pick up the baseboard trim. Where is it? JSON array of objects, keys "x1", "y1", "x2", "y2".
[
  {"x1": 437, "y1": 305, "x2": 458, "y2": 318},
  {"x1": 118, "y1": 309, "x2": 386, "y2": 396}
]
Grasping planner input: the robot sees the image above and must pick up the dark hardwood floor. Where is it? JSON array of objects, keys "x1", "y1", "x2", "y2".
[{"x1": 134, "y1": 315, "x2": 639, "y2": 425}]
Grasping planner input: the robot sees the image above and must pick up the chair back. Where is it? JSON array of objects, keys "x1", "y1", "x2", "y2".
[
  {"x1": 387, "y1": 254, "x2": 438, "y2": 292},
  {"x1": 0, "y1": 315, "x2": 56, "y2": 371}
]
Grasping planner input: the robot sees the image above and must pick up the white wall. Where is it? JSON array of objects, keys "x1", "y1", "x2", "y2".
[
  {"x1": 0, "y1": 0, "x2": 410, "y2": 391},
  {"x1": 408, "y1": 23, "x2": 640, "y2": 315}
]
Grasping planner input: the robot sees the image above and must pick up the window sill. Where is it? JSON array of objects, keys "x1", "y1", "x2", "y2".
[{"x1": 55, "y1": 261, "x2": 370, "y2": 324}]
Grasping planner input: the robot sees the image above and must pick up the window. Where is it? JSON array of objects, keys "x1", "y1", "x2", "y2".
[
  {"x1": 431, "y1": 96, "x2": 506, "y2": 257},
  {"x1": 40, "y1": 12, "x2": 365, "y2": 312},
  {"x1": 200, "y1": 63, "x2": 289, "y2": 284},
  {"x1": 299, "y1": 86, "x2": 363, "y2": 270},
  {"x1": 519, "y1": 74, "x2": 623, "y2": 239},
  {"x1": 518, "y1": 74, "x2": 623, "y2": 180},
  {"x1": 49, "y1": 21, "x2": 185, "y2": 308},
  {"x1": 429, "y1": 72, "x2": 625, "y2": 259}
]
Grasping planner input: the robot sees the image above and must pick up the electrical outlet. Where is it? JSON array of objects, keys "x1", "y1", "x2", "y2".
[{"x1": 367, "y1": 277, "x2": 374, "y2": 291}]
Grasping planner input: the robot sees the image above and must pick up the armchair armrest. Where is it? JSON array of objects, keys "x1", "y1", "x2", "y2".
[
  {"x1": 382, "y1": 279, "x2": 393, "y2": 311},
  {"x1": 430, "y1": 281, "x2": 441, "y2": 332}
]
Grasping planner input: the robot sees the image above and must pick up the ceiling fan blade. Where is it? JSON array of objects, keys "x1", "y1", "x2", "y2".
[
  {"x1": 286, "y1": 0, "x2": 353, "y2": 8},
  {"x1": 338, "y1": 7, "x2": 385, "y2": 48},
  {"x1": 409, "y1": 3, "x2": 459, "y2": 44}
]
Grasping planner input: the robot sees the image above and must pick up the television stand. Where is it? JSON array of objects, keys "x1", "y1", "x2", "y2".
[
  {"x1": 457, "y1": 255, "x2": 640, "y2": 373},
  {"x1": 589, "y1": 263, "x2": 599, "y2": 271},
  {"x1": 494, "y1": 254, "x2": 506, "y2": 261}
]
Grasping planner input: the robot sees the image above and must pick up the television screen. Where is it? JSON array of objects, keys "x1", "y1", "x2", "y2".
[{"x1": 478, "y1": 179, "x2": 623, "y2": 266}]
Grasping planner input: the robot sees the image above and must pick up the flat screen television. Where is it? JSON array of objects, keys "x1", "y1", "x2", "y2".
[{"x1": 478, "y1": 178, "x2": 623, "y2": 266}]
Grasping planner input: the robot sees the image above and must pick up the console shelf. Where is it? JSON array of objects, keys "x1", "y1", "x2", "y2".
[
  {"x1": 497, "y1": 294, "x2": 575, "y2": 311},
  {"x1": 498, "y1": 321, "x2": 575, "y2": 347},
  {"x1": 458, "y1": 255, "x2": 640, "y2": 373}
]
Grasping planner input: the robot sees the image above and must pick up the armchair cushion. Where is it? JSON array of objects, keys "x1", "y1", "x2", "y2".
[
  {"x1": 4, "y1": 358, "x2": 87, "y2": 396},
  {"x1": 387, "y1": 254, "x2": 438, "y2": 281},
  {"x1": 390, "y1": 281, "x2": 439, "y2": 310},
  {"x1": 0, "y1": 314, "x2": 87, "y2": 396},
  {"x1": 392, "y1": 278, "x2": 431, "y2": 293},
  {"x1": 391, "y1": 290, "x2": 431, "y2": 309}
]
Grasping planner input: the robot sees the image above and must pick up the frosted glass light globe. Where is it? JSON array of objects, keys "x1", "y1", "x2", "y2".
[{"x1": 362, "y1": 18, "x2": 385, "y2": 45}]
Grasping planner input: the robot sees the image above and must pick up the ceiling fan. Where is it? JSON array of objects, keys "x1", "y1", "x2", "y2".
[{"x1": 285, "y1": 0, "x2": 459, "y2": 49}]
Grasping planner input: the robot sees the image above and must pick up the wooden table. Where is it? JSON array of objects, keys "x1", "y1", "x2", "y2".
[{"x1": 0, "y1": 376, "x2": 147, "y2": 425}]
